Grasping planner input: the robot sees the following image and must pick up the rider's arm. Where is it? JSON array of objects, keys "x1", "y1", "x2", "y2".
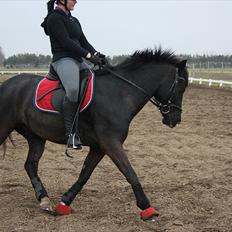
[
  {"x1": 79, "y1": 32, "x2": 96, "y2": 55},
  {"x1": 75, "y1": 19, "x2": 97, "y2": 55}
]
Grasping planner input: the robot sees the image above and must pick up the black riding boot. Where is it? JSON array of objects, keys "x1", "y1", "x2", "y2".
[{"x1": 62, "y1": 96, "x2": 82, "y2": 149}]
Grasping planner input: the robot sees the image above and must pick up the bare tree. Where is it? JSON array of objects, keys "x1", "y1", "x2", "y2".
[{"x1": 0, "y1": 46, "x2": 5, "y2": 67}]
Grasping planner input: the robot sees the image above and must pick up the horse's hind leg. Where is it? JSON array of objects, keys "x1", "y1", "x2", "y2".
[
  {"x1": 55, "y1": 146, "x2": 104, "y2": 215},
  {"x1": 16, "y1": 127, "x2": 51, "y2": 211},
  {"x1": 24, "y1": 137, "x2": 48, "y2": 199}
]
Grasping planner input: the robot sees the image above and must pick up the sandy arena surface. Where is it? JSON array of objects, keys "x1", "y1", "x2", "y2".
[{"x1": 0, "y1": 85, "x2": 232, "y2": 232}]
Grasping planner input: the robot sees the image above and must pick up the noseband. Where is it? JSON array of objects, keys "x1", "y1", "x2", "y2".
[
  {"x1": 103, "y1": 65, "x2": 185, "y2": 115},
  {"x1": 150, "y1": 72, "x2": 185, "y2": 115}
]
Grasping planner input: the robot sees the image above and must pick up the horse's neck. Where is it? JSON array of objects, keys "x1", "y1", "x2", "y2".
[
  {"x1": 118, "y1": 65, "x2": 163, "y2": 98},
  {"x1": 104, "y1": 66, "x2": 161, "y2": 119}
]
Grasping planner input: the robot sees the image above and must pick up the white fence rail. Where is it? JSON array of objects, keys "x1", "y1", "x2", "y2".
[
  {"x1": 1, "y1": 71, "x2": 232, "y2": 88},
  {"x1": 189, "y1": 77, "x2": 232, "y2": 88},
  {"x1": 0, "y1": 70, "x2": 47, "y2": 75}
]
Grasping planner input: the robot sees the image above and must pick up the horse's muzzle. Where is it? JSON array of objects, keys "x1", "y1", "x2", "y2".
[{"x1": 162, "y1": 114, "x2": 181, "y2": 128}]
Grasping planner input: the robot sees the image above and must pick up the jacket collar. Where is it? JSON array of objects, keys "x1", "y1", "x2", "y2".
[{"x1": 54, "y1": 7, "x2": 71, "y2": 17}]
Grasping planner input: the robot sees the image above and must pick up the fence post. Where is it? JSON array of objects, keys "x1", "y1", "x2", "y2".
[{"x1": 209, "y1": 79, "x2": 212, "y2": 86}]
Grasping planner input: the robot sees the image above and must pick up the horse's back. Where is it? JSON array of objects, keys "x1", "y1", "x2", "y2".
[
  {"x1": 0, "y1": 74, "x2": 43, "y2": 119},
  {"x1": 1, "y1": 73, "x2": 42, "y2": 88},
  {"x1": 0, "y1": 74, "x2": 42, "y2": 99}
]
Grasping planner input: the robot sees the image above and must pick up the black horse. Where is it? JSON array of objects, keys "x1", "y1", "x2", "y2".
[{"x1": 0, "y1": 48, "x2": 188, "y2": 221}]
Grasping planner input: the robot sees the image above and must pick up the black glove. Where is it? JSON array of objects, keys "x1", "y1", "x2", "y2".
[
  {"x1": 88, "y1": 55, "x2": 103, "y2": 66},
  {"x1": 95, "y1": 52, "x2": 106, "y2": 59},
  {"x1": 94, "y1": 52, "x2": 107, "y2": 65}
]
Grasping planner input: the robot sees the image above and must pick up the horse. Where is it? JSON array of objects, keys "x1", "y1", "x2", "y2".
[{"x1": 0, "y1": 48, "x2": 188, "y2": 221}]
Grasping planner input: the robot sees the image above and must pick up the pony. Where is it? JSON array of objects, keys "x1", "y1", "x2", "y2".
[{"x1": 0, "y1": 48, "x2": 188, "y2": 221}]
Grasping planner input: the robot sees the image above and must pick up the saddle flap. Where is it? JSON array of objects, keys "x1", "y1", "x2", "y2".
[{"x1": 35, "y1": 70, "x2": 94, "y2": 114}]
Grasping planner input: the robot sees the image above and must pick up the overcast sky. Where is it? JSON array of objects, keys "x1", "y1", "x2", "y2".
[{"x1": 0, "y1": 0, "x2": 231, "y2": 58}]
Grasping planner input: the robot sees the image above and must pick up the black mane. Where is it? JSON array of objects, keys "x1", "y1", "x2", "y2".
[{"x1": 115, "y1": 47, "x2": 180, "y2": 70}]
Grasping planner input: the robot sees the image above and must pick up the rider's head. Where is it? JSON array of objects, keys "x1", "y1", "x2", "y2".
[
  {"x1": 56, "y1": 0, "x2": 67, "y2": 7},
  {"x1": 47, "y1": 0, "x2": 76, "y2": 13},
  {"x1": 56, "y1": 0, "x2": 77, "y2": 11}
]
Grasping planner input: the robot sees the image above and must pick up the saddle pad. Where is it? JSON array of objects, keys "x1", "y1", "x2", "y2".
[{"x1": 35, "y1": 72, "x2": 94, "y2": 113}]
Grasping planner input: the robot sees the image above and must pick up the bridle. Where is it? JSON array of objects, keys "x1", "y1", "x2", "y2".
[
  {"x1": 150, "y1": 73, "x2": 186, "y2": 115},
  {"x1": 102, "y1": 65, "x2": 185, "y2": 115}
]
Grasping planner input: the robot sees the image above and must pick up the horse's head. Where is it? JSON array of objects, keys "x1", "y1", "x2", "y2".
[
  {"x1": 154, "y1": 60, "x2": 188, "y2": 128},
  {"x1": 113, "y1": 48, "x2": 188, "y2": 128}
]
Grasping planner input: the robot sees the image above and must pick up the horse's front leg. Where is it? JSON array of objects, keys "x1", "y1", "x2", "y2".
[
  {"x1": 102, "y1": 139, "x2": 159, "y2": 221},
  {"x1": 55, "y1": 146, "x2": 104, "y2": 215}
]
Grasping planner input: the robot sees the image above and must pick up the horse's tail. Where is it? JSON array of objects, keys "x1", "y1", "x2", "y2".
[
  {"x1": 2, "y1": 140, "x2": 7, "y2": 159},
  {"x1": 2, "y1": 134, "x2": 15, "y2": 159},
  {"x1": 0, "y1": 79, "x2": 16, "y2": 159}
]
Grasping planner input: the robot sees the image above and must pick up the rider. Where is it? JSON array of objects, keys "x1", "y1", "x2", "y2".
[{"x1": 41, "y1": 0, "x2": 106, "y2": 149}]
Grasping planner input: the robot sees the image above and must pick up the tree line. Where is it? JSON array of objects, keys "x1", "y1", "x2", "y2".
[
  {"x1": 1, "y1": 49, "x2": 232, "y2": 69},
  {"x1": 3, "y1": 53, "x2": 52, "y2": 68}
]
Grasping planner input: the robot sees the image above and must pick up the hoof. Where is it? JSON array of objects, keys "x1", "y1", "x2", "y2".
[
  {"x1": 55, "y1": 202, "x2": 72, "y2": 215},
  {"x1": 140, "y1": 207, "x2": 159, "y2": 221},
  {"x1": 40, "y1": 197, "x2": 53, "y2": 212}
]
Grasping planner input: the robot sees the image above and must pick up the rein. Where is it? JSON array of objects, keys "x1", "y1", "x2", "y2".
[{"x1": 102, "y1": 65, "x2": 184, "y2": 114}]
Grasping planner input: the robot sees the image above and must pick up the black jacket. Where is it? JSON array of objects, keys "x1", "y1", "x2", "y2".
[{"x1": 43, "y1": 8, "x2": 96, "y2": 62}]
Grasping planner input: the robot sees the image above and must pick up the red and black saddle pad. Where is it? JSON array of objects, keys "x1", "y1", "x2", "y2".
[{"x1": 35, "y1": 71, "x2": 94, "y2": 113}]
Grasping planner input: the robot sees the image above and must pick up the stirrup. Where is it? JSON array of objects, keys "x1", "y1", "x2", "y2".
[{"x1": 66, "y1": 133, "x2": 82, "y2": 150}]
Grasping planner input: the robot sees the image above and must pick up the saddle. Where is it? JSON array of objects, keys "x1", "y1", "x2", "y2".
[{"x1": 35, "y1": 65, "x2": 94, "y2": 114}]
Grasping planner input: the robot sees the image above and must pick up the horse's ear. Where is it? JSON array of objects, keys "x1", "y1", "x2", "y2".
[{"x1": 178, "y1": 60, "x2": 187, "y2": 69}]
